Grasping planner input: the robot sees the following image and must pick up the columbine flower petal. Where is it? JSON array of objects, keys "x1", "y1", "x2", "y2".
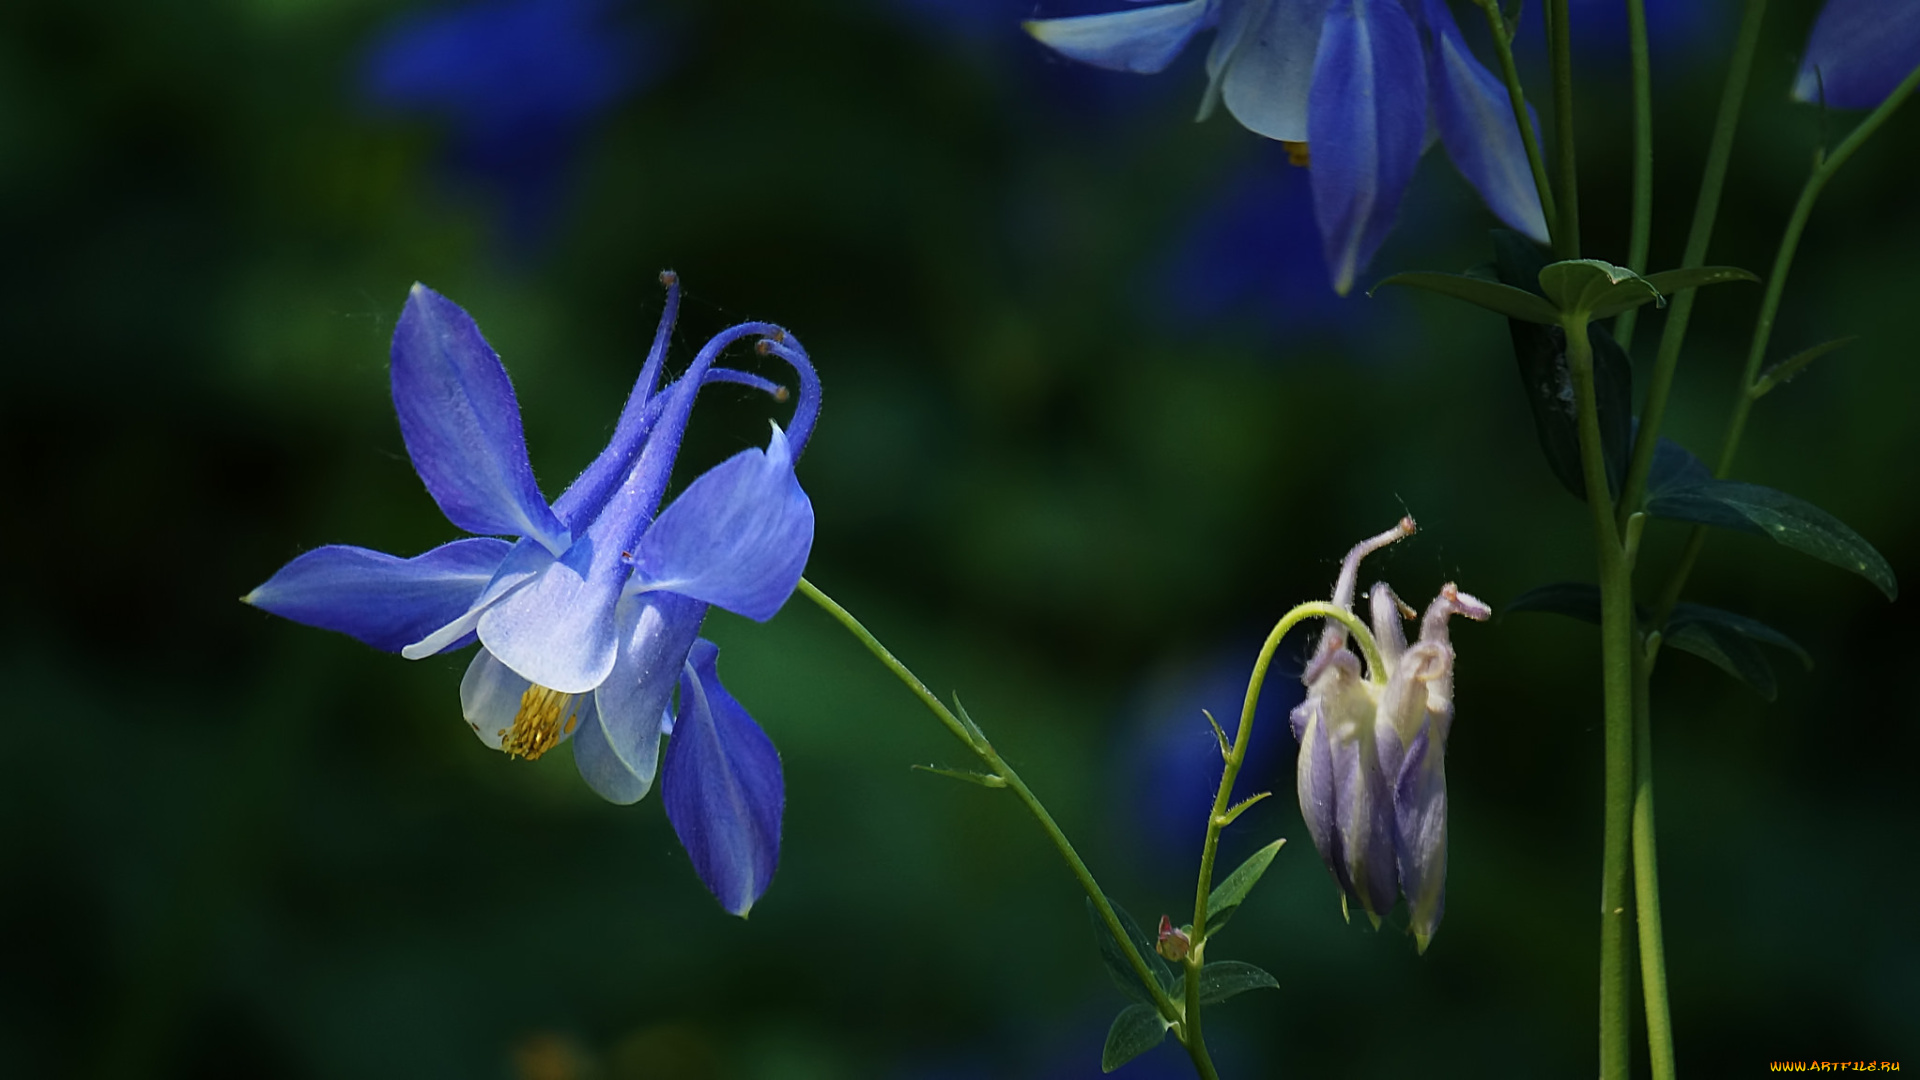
[
  {"x1": 1023, "y1": 0, "x2": 1217, "y2": 75},
  {"x1": 459, "y1": 645, "x2": 597, "y2": 756},
  {"x1": 1308, "y1": 0, "x2": 1428, "y2": 295},
  {"x1": 663, "y1": 639, "x2": 784, "y2": 917},
  {"x1": 1219, "y1": 0, "x2": 1326, "y2": 141},
  {"x1": 244, "y1": 538, "x2": 510, "y2": 653},
  {"x1": 573, "y1": 592, "x2": 707, "y2": 804},
  {"x1": 632, "y1": 424, "x2": 814, "y2": 622},
  {"x1": 390, "y1": 284, "x2": 571, "y2": 553},
  {"x1": 475, "y1": 537, "x2": 627, "y2": 694},
  {"x1": 1422, "y1": 0, "x2": 1549, "y2": 243},
  {"x1": 1792, "y1": 0, "x2": 1920, "y2": 109}
]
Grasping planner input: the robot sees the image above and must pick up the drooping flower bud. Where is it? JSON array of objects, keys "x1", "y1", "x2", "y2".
[
  {"x1": 1156, "y1": 914, "x2": 1192, "y2": 962},
  {"x1": 1290, "y1": 519, "x2": 1490, "y2": 950}
]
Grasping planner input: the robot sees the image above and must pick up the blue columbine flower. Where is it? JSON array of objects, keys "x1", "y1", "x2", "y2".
[
  {"x1": 1024, "y1": 0, "x2": 1548, "y2": 294},
  {"x1": 1290, "y1": 518, "x2": 1488, "y2": 951},
  {"x1": 1792, "y1": 0, "x2": 1920, "y2": 109},
  {"x1": 245, "y1": 275, "x2": 818, "y2": 916}
]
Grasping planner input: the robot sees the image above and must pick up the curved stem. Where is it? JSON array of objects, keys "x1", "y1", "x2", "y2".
[
  {"x1": 1566, "y1": 314, "x2": 1635, "y2": 1080},
  {"x1": 1616, "y1": 0, "x2": 1767, "y2": 531},
  {"x1": 794, "y1": 578, "x2": 1207, "y2": 1070},
  {"x1": 1549, "y1": 0, "x2": 1580, "y2": 257},
  {"x1": 1632, "y1": 639, "x2": 1676, "y2": 1080},
  {"x1": 1472, "y1": 0, "x2": 1559, "y2": 251},
  {"x1": 1613, "y1": 0, "x2": 1654, "y2": 353},
  {"x1": 1655, "y1": 59, "x2": 1920, "y2": 621}
]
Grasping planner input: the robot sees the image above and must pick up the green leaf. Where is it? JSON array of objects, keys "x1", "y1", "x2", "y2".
[
  {"x1": 1214, "y1": 791, "x2": 1270, "y2": 828},
  {"x1": 1370, "y1": 271, "x2": 1562, "y2": 324},
  {"x1": 1493, "y1": 234, "x2": 1633, "y2": 501},
  {"x1": 1204, "y1": 838, "x2": 1286, "y2": 937},
  {"x1": 1504, "y1": 582, "x2": 1602, "y2": 624},
  {"x1": 909, "y1": 764, "x2": 1006, "y2": 788},
  {"x1": 1100, "y1": 1004, "x2": 1170, "y2": 1073},
  {"x1": 1638, "y1": 265, "x2": 1761, "y2": 304},
  {"x1": 1538, "y1": 258, "x2": 1663, "y2": 318},
  {"x1": 1668, "y1": 603, "x2": 1813, "y2": 670},
  {"x1": 1664, "y1": 620, "x2": 1780, "y2": 700},
  {"x1": 1196, "y1": 960, "x2": 1280, "y2": 1005},
  {"x1": 950, "y1": 692, "x2": 987, "y2": 745},
  {"x1": 1751, "y1": 336, "x2": 1856, "y2": 400},
  {"x1": 1646, "y1": 441, "x2": 1897, "y2": 600},
  {"x1": 1086, "y1": 898, "x2": 1177, "y2": 1006},
  {"x1": 1203, "y1": 708, "x2": 1231, "y2": 761}
]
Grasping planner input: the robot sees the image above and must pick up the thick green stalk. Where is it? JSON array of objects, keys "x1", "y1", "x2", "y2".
[
  {"x1": 1181, "y1": 601, "x2": 1377, "y2": 1075},
  {"x1": 1656, "y1": 59, "x2": 1920, "y2": 619},
  {"x1": 1616, "y1": 0, "x2": 1767, "y2": 532},
  {"x1": 1549, "y1": 0, "x2": 1580, "y2": 257},
  {"x1": 1472, "y1": 0, "x2": 1559, "y2": 251},
  {"x1": 1566, "y1": 314, "x2": 1635, "y2": 1080},
  {"x1": 1613, "y1": 0, "x2": 1654, "y2": 353},
  {"x1": 1632, "y1": 639, "x2": 1676, "y2": 1080},
  {"x1": 795, "y1": 578, "x2": 1211, "y2": 1075}
]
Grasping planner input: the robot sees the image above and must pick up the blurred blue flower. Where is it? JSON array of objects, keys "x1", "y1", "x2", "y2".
[
  {"x1": 246, "y1": 276, "x2": 820, "y2": 916},
  {"x1": 1290, "y1": 518, "x2": 1488, "y2": 951},
  {"x1": 360, "y1": 0, "x2": 653, "y2": 246},
  {"x1": 1024, "y1": 0, "x2": 1547, "y2": 293},
  {"x1": 1792, "y1": 0, "x2": 1920, "y2": 109}
]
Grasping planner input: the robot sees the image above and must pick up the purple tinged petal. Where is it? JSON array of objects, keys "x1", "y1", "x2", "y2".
[
  {"x1": 390, "y1": 284, "x2": 570, "y2": 553},
  {"x1": 244, "y1": 538, "x2": 510, "y2": 653},
  {"x1": 1794, "y1": 0, "x2": 1920, "y2": 109},
  {"x1": 1308, "y1": 0, "x2": 1427, "y2": 295},
  {"x1": 1293, "y1": 698, "x2": 1346, "y2": 891},
  {"x1": 632, "y1": 425, "x2": 814, "y2": 622},
  {"x1": 1220, "y1": 0, "x2": 1327, "y2": 141},
  {"x1": 663, "y1": 639, "x2": 784, "y2": 917},
  {"x1": 1023, "y1": 0, "x2": 1216, "y2": 75},
  {"x1": 398, "y1": 536, "x2": 546, "y2": 659},
  {"x1": 1368, "y1": 581, "x2": 1409, "y2": 671},
  {"x1": 573, "y1": 592, "x2": 707, "y2": 804},
  {"x1": 1423, "y1": 0, "x2": 1549, "y2": 242},
  {"x1": 1394, "y1": 720, "x2": 1447, "y2": 952}
]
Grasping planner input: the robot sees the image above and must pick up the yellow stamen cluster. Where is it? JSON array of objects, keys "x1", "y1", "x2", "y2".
[
  {"x1": 498, "y1": 684, "x2": 581, "y2": 760},
  {"x1": 1282, "y1": 140, "x2": 1311, "y2": 168}
]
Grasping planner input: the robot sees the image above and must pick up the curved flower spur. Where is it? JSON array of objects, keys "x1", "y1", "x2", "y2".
[
  {"x1": 245, "y1": 273, "x2": 820, "y2": 916},
  {"x1": 1290, "y1": 517, "x2": 1490, "y2": 952}
]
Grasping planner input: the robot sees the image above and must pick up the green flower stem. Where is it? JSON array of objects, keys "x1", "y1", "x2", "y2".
[
  {"x1": 1566, "y1": 313, "x2": 1635, "y2": 1080},
  {"x1": 794, "y1": 578, "x2": 1214, "y2": 1077},
  {"x1": 1180, "y1": 601, "x2": 1380, "y2": 1059},
  {"x1": 1472, "y1": 0, "x2": 1559, "y2": 252},
  {"x1": 1549, "y1": 0, "x2": 1580, "y2": 257},
  {"x1": 1656, "y1": 58, "x2": 1920, "y2": 620},
  {"x1": 1632, "y1": 636, "x2": 1676, "y2": 1080},
  {"x1": 1612, "y1": 0, "x2": 1654, "y2": 353},
  {"x1": 1615, "y1": 0, "x2": 1767, "y2": 533}
]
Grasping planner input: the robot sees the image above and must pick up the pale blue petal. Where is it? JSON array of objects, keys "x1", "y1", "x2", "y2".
[
  {"x1": 1308, "y1": 0, "x2": 1427, "y2": 294},
  {"x1": 663, "y1": 639, "x2": 783, "y2": 917},
  {"x1": 1793, "y1": 0, "x2": 1920, "y2": 109},
  {"x1": 1024, "y1": 0, "x2": 1215, "y2": 75},
  {"x1": 573, "y1": 592, "x2": 706, "y2": 804},
  {"x1": 1393, "y1": 721, "x2": 1448, "y2": 949},
  {"x1": 398, "y1": 536, "x2": 546, "y2": 659},
  {"x1": 1424, "y1": 0, "x2": 1549, "y2": 242},
  {"x1": 244, "y1": 538, "x2": 509, "y2": 653},
  {"x1": 632, "y1": 424, "x2": 814, "y2": 622},
  {"x1": 1220, "y1": 0, "x2": 1327, "y2": 141},
  {"x1": 476, "y1": 533, "x2": 628, "y2": 694},
  {"x1": 390, "y1": 284, "x2": 569, "y2": 553}
]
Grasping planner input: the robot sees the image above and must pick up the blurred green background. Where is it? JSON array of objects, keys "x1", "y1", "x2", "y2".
[{"x1": 3, "y1": 0, "x2": 1916, "y2": 1076}]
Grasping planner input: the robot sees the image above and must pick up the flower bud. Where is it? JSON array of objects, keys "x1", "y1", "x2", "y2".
[{"x1": 1156, "y1": 915, "x2": 1191, "y2": 962}]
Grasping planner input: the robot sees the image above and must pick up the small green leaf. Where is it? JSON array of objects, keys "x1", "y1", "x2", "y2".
[
  {"x1": 1668, "y1": 603, "x2": 1813, "y2": 670},
  {"x1": 1100, "y1": 1004, "x2": 1170, "y2": 1073},
  {"x1": 1196, "y1": 960, "x2": 1280, "y2": 1005},
  {"x1": 1214, "y1": 791, "x2": 1270, "y2": 828},
  {"x1": 1664, "y1": 621, "x2": 1779, "y2": 700},
  {"x1": 1751, "y1": 336, "x2": 1856, "y2": 400},
  {"x1": 1638, "y1": 265, "x2": 1761, "y2": 303},
  {"x1": 1647, "y1": 450, "x2": 1897, "y2": 600},
  {"x1": 1203, "y1": 709, "x2": 1231, "y2": 761},
  {"x1": 910, "y1": 764, "x2": 1006, "y2": 788},
  {"x1": 1204, "y1": 838, "x2": 1286, "y2": 936},
  {"x1": 1538, "y1": 258, "x2": 1663, "y2": 318},
  {"x1": 1504, "y1": 582, "x2": 1602, "y2": 624},
  {"x1": 1087, "y1": 898, "x2": 1177, "y2": 1006},
  {"x1": 950, "y1": 692, "x2": 986, "y2": 745},
  {"x1": 1371, "y1": 271, "x2": 1562, "y2": 324}
]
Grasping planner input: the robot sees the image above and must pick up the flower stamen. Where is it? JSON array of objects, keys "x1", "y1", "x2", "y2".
[
  {"x1": 1282, "y1": 140, "x2": 1311, "y2": 168},
  {"x1": 499, "y1": 684, "x2": 579, "y2": 760}
]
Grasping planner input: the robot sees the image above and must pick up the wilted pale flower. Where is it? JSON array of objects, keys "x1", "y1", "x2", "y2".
[
  {"x1": 245, "y1": 275, "x2": 818, "y2": 916},
  {"x1": 1290, "y1": 517, "x2": 1489, "y2": 951},
  {"x1": 1023, "y1": 0, "x2": 1547, "y2": 293},
  {"x1": 1791, "y1": 0, "x2": 1920, "y2": 110}
]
